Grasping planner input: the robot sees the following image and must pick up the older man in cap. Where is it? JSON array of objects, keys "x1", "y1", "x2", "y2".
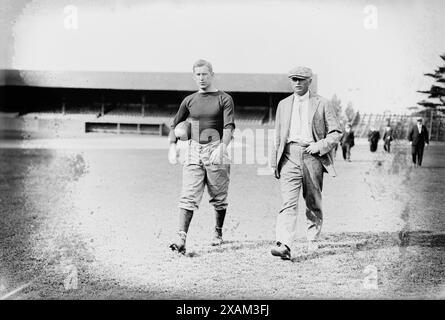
[
  {"x1": 408, "y1": 117, "x2": 429, "y2": 166},
  {"x1": 270, "y1": 66, "x2": 342, "y2": 260}
]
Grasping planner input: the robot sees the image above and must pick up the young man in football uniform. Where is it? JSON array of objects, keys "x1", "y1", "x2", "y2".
[{"x1": 168, "y1": 59, "x2": 235, "y2": 254}]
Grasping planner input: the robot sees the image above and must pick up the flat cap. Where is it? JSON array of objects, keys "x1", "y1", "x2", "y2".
[
  {"x1": 288, "y1": 66, "x2": 313, "y2": 79},
  {"x1": 416, "y1": 117, "x2": 423, "y2": 121}
]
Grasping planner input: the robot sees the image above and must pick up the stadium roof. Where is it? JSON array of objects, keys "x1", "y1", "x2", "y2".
[{"x1": 0, "y1": 69, "x2": 317, "y2": 93}]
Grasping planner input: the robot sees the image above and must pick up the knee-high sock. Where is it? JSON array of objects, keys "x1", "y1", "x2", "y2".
[
  {"x1": 215, "y1": 209, "x2": 226, "y2": 230},
  {"x1": 179, "y1": 208, "x2": 193, "y2": 234}
]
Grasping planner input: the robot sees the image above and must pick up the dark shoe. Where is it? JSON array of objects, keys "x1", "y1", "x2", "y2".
[
  {"x1": 210, "y1": 227, "x2": 223, "y2": 246},
  {"x1": 169, "y1": 231, "x2": 187, "y2": 254},
  {"x1": 271, "y1": 242, "x2": 291, "y2": 260}
]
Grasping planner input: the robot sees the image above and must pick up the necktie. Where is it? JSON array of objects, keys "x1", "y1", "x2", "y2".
[{"x1": 295, "y1": 98, "x2": 302, "y2": 136}]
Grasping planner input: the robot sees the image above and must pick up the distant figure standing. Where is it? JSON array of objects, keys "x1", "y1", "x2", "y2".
[
  {"x1": 368, "y1": 126, "x2": 380, "y2": 152},
  {"x1": 383, "y1": 125, "x2": 394, "y2": 153},
  {"x1": 340, "y1": 123, "x2": 355, "y2": 161},
  {"x1": 408, "y1": 117, "x2": 429, "y2": 166}
]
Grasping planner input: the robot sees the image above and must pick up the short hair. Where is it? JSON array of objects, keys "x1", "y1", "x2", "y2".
[{"x1": 193, "y1": 59, "x2": 213, "y2": 73}]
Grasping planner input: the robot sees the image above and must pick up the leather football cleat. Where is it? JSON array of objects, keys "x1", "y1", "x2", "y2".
[
  {"x1": 169, "y1": 231, "x2": 187, "y2": 254},
  {"x1": 210, "y1": 227, "x2": 223, "y2": 246},
  {"x1": 271, "y1": 242, "x2": 291, "y2": 260}
]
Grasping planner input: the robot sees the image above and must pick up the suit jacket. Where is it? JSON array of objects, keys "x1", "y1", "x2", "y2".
[
  {"x1": 408, "y1": 124, "x2": 429, "y2": 146},
  {"x1": 368, "y1": 130, "x2": 380, "y2": 142},
  {"x1": 270, "y1": 91, "x2": 342, "y2": 177},
  {"x1": 383, "y1": 129, "x2": 393, "y2": 142},
  {"x1": 341, "y1": 131, "x2": 355, "y2": 147}
]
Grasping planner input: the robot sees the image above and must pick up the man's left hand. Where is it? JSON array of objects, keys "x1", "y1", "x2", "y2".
[{"x1": 305, "y1": 143, "x2": 320, "y2": 155}]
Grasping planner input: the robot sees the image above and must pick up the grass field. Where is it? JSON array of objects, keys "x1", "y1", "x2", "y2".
[{"x1": 0, "y1": 137, "x2": 444, "y2": 299}]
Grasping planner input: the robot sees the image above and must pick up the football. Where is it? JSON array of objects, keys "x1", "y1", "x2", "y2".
[{"x1": 174, "y1": 121, "x2": 191, "y2": 141}]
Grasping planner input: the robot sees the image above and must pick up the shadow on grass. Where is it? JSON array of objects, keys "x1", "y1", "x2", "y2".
[
  {"x1": 163, "y1": 231, "x2": 445, "y2": 263},
  {"x1": 180, "y1": 240, "x2": 273, "y2": 257},
  {"x1": 296, "y1": 230, "x2": 445, "y2": 262},
  {"x1": 185, "y1": 231, "x2": 445, "y2": 262}
]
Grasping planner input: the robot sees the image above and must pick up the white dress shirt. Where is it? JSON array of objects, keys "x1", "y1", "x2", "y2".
[
  {"x1": 287, "y1": 91, "x2": 313, "y2": 144},
  {"x1": 417, "y1": 124, "x2": 422, "y2": 133}
]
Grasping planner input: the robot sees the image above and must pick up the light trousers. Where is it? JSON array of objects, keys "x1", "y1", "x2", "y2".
[{"x1": 276, "y1": 143, "x2": 324, "y2": 247}]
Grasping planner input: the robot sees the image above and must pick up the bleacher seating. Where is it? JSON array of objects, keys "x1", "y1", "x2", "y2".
[
  {"x1": 22, "y1": 112, "x2": 97, "y2": 121},
  {"x1": 65, "y1": 104, "x2": 101, "y2": 116},
  {"x1": 235, "y1": 107, "x2": 268, "y2": 125},
  {"x1": 104, "y1": 103, "x2": 177, "y2": 125},
  {"x1": 353, "y1": 113, "x2": 417, "y2": 139},
  {"x1": 23, "y1": 112, "x2": 63, "y2": 119},
  {"x1": 106, "y1": 103, "x2": 144, "y2": 117},
  {"x1": 143, "y1": 105, "x2": 177, "y2": 124}
]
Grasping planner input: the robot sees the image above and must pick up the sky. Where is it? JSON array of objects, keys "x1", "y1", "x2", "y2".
[{"x1": 2, "y1": 0, "x2": 445, "y2": 113}]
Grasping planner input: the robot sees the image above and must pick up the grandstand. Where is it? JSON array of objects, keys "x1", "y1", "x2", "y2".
[{"x1": 1, "y1": 70, "x2": 317, "y2": 137}]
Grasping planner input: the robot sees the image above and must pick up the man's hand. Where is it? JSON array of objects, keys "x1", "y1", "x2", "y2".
[
  {"x1": 305, "y1": 143, "x2": 320, "y2": 155},
  {"x1": 274, "y1": 167, "x2": 280, "y2": 179},
  {"x1": 168, "y1": 143, "x2": 179, "y2": 164},
  {"x1": 209, "y1": 143, "x2": 227, "y2": 165}
]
